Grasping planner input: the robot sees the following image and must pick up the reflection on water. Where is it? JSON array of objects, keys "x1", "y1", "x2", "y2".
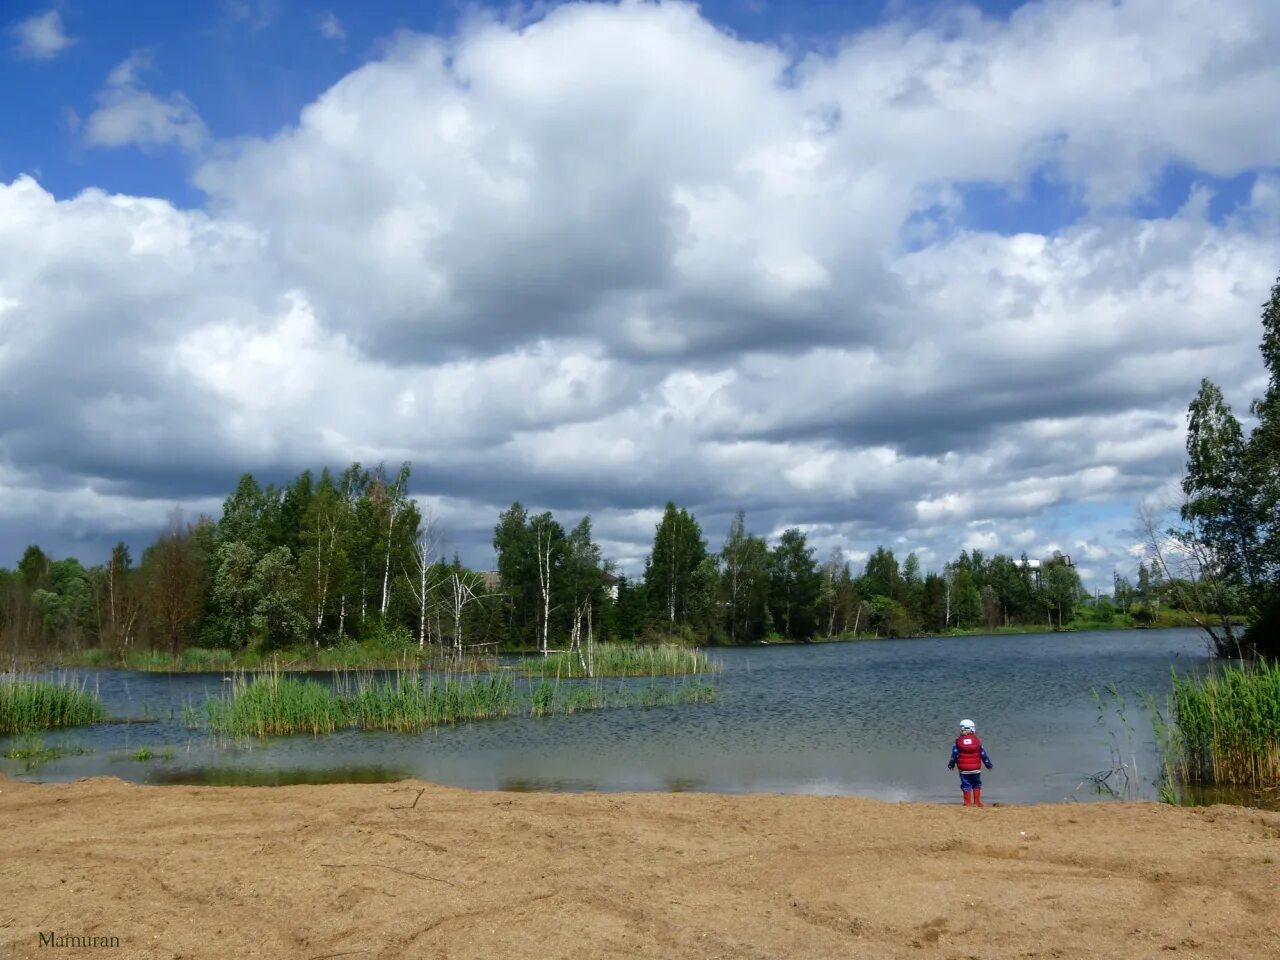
[
  {"x1": 148, "y1": 765, "x2": 410, "y2": 787},
  {"x1": 1180, "y1": 783, "x2": 1280, "y2": 809},
  {"x1": 1, "y1": 629, "x2": 1267, "y2": 806},
  {"x1": 500, "y1": 777, "x2": 601, "y2": 792},
  {"x1": 665, "y1": 777, "x2": 705, "y2": 793}
]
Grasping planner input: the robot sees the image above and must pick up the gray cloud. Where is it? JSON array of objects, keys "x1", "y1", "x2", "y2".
[{"x1": 3, "y1": 0, "x2": 1280, "y2": 588}]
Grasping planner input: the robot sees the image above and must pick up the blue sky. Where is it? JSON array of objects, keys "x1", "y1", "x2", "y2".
[
  {"x1": 1, "y1": 0, "x2": 1279, "y2": 586},
  {"x1": 7, "y1": 0, "x2": 1249, "y2": 221}
]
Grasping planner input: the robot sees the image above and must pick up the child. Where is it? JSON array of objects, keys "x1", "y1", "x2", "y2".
[{"x1": 947, "y1": 719, "x2": 993, "y2": 806}]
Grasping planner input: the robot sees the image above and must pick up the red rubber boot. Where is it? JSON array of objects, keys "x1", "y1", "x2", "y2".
[
  {"x1": 973, "y1": 787, "x2": 983, "y2": 807},
  {"x1": 962, "y1": 791, "x2": 971, "y2": 806}
]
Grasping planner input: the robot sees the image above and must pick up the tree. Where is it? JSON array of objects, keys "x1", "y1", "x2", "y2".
[
  {"x1": 644, "y1": 503, "x2": 707, "y2": 627},
  {"x1": 1043, "y1": 561, "x2": 1082, "y2": 629},
  {"x1": 720, "y1": 511, "x2": 750, "y2": 644},
  {"x1": 212, "y1": 541, "x2": 259, "y2": 648},
  {"x1": 298, "y1": 467, "x2": 353, "y2": 643},
  {"x1": 610, "y1": 574, "x2": 647, "y2": 642},
  {"x1": 901, "y1": 552, "x2": 924, "y2": 621},
  {"x1": 563, "y1": 516, "x2": 604, "y2": 665},
  {"x1": 405, "y1": 511, "x2": 443, "y2": 649},
  {"x1": 720, "y1": 511, "x2": 771, "y2": 643},
  {"x1": 1182, "y1": 379, "x2": 1259, "y2": 589},
  {"x1": 1249, "y1": 273, "x2": 1280, "y2": 578},
  {"x1": 494, "y1": 502, "x2": 536, "y2": 647},
  {"x1": 530, "y1": 512, "x2": 566, "y2": 654},
  {"x1": 371, "y1": 462, "x2": 413, "y2": 617},
  {"x1": 251, "y1": 546, "x2": 307, "y2": 649},
  {"x1": 18, "y1": 545, "x2": 49, "y2": 589},
  {"x1": 768, "y1": 528, "x2": 821, "y2": 640},
  {"x1": 859, "y1": 547, "x2": 899, "y2": 603},
  {"x1": 97, "y1": 543, "x2": 141, "y2": 651},
  {"x1": 143, "y1": 510, "x2": 207, "y2": 654}
]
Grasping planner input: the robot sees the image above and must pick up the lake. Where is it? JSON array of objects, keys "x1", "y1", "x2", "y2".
[{"x1": 0, "y1": 628, "x2": 1234, "y2": 804}]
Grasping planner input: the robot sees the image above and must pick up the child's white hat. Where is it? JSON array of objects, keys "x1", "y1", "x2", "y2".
[{"x1": 958, "y1": 719, "x2": 976, "y2": 731}]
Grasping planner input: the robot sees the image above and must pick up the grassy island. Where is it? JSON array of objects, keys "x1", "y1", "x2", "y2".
[{"x1": 0, "y1": 677, "x2": 105, "y2": 734}]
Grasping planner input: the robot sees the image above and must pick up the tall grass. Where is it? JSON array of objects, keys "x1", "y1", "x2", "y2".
[
  {"x1": 205, "y1": 672, "x2": 347, "y2": 737},
  {"x1": 348, "y1": 673, "x2": 515, "y2": 730},
  {"x1": 205, "y1": 669, "x2": 519, "y2": 737},
  {"x1": 1165, "y1": 661, "x2": 1280, "y2": 788},
  {"x1": 201, "y1": 667, "x2": 716, "y2": 738},
  {"x1": 0, "y1": 676, "x2": 106, "y2": 734},
  {"x1": 523, "y1": 644, "x2": 720, "y2": 678}
]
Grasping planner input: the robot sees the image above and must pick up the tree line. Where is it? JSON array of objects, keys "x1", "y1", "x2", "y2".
[{"x1": 2, "y1": 471, "x2": 1113, "y2": 656}]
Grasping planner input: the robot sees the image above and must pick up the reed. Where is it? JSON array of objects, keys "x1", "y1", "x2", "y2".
[
  {"x1": 205, "y1": 671, "x2": 347, "y2": 737},
  {"x1": 205, "y1": 669, "x2": 519, "y2": 737},
  {"x1": 0, "y1": 676, "x2": 106, "y2": 734},
  {"x1": 523, "y1": 644, "x2": 720, "y2": 678},
  {"x1": 1165, "y1": 661, "x2": 1280, "y2": 789},
  {"x1": 348, "y1": 673, "x2": 515, "y2": 730},
  {"x1": 201, "y1": 664, "x2": 717, "y2": 739}
]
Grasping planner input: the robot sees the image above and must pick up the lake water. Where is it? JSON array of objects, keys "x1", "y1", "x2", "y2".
[{"x1": 0, "y1": 628, "x2": 1238, "y2": 804}]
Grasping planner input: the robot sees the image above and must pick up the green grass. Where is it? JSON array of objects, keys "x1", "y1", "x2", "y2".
[
  {"x1": 1163, "y1": 661, "x2": 1280, "y2": 789},
  {"x1": 522, "y1": 644, "x2": 720, "y2": 678},
  {"x1": 132, "y1": 747, "x2": 153, "y2": 762},
  {"x1": 526, "y1": 677, "x2": 715, "y2": 715},
  {"x1": 204, "y1": 669, "x2": 519, "y2": 737},
  {"x1": 205, "y1": 672, "x2": 349, "y2": 737},
  {"x1": 0, "y1": 677, "x2": 107, "y2": 734},
  {"x1": 199, "y1": 667, "x2": 717, "y2": 739},
  {"x1": 2, "y1": 735, "x2": 92, "y2": 769},
  {"x1": 348, "y1": 673, "x2": 515, "y2": 730}
]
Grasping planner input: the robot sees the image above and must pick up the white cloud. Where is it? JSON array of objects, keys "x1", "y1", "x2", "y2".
[
  {"x1": 318, "y1": 12, "x2": 345, "y2": 41},
  {"x1": 11, "y1": 10, "x2": 74, "y2": 60},
  {"x1": 84, "y1": 53, "x2": 208, "y2": 153},
  {"x1": 3, "y1": 0, "x2": 1280, "y2": 587}
]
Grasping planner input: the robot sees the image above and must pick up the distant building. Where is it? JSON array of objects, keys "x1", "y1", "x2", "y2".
[{"x1": 1019, "y1": 553, "x2": 1073, "y2": 584}]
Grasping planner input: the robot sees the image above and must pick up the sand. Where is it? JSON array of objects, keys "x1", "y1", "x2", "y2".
[{"x1": 1, "y1": 775, "x2": 1278, "y2": 959}]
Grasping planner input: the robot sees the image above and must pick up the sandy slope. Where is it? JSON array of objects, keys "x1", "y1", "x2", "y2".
[{"x1": 1, "y1": 775, "x2": 1278, "y2": 959}]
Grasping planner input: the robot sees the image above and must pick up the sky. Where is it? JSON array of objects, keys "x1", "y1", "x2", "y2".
[{"x1": 1, "y1": 0, "x2": 1278, "y2": 589}]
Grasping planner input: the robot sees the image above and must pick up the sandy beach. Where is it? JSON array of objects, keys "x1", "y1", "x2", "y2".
[{"x1": 1, "y1": 775, "x2": 1278, "y2": 959}]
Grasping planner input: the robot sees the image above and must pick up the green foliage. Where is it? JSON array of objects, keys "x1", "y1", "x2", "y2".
[
  {"x1": 522, "y1": 643, "x2": 719, "y2": 678},
  {"x1": 719, "y1": 511, "x2": 772, "y2": 642},
  {"x1": 250, "y1": 546, "x2": 307, "y2": 649},
  {"x1": 1166, "y1": 661, "x2": 1280, "y2": 788},
  {"x1": 645, "y1": 502, "x2": 708, "y2": 627},
  {"x1": 199, "y1": 666, "x2": 716, "y2": 738},
  {"x1": 204, "y1": 669, "x2": 519, "y2": 737},
  {"x1": 768, "y1": 528, "x2": 821, "y2": 640},
  {"x1": 0, "y1": 677, "x2": 106, "y2": 733},
  {"x1": 2, "y1": 735, "x2": 91, "y2": 770}
]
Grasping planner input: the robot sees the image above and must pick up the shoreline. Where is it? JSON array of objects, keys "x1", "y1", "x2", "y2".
[
  {"x1": 3, "y1": 775, "x2": 1278, "y2": 959},
  {"x1": 4, "y1": 622, "x2": 1230, "y2": 675}
]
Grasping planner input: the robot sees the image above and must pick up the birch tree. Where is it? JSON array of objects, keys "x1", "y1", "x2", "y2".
[
  {"x1": 405, "y1": 512, "x2": 443, "y2": 649},
  {"x1": 529, "y1": 512, "x2": 566, "y2": 654}
]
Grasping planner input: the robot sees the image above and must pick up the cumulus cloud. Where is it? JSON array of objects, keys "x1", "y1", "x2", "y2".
[
  {"x1": 3, "y1": 0, "x2": 1280, "y2": 586},
  {"x1": 84, "y1": 52, "x2": 209, "y2": 153},
  {"x1": 11, "y1": 9, "x2": 74, "y2": 60}
]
